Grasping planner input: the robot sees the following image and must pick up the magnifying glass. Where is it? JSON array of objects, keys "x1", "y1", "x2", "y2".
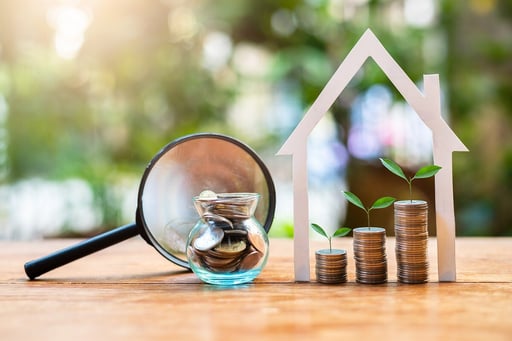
[{"x1": 24, "y1": 133, "x2": 276, "y2": 279}]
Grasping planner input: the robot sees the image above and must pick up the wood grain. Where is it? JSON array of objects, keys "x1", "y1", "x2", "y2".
[{"x1": 1, "y1": 237, "x2": 511, "y2": 340}]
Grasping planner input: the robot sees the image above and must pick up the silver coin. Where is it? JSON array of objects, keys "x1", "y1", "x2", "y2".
[{"x1": 193, "y1": 227, "x2": 225, "y2": 251}]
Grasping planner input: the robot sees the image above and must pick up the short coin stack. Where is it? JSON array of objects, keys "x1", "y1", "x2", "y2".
[
  {"x1": 394, "y1": 200, "x2": 429, "y2": 284},
  {"x1": 353, "y1": 227, "x2": 387, "y2": 284},
  {"x1": 315, "y1": 249, "x2": 347, "y2": 284}
]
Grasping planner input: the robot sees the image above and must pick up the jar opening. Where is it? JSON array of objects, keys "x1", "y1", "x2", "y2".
[{"x1": 194, "y1": 192, "x2": 260, "y2": 220}]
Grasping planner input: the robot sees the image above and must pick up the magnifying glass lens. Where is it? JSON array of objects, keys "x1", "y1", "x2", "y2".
[{"x1": 138, "y1": 134, "x2": 275, "y2": 268}]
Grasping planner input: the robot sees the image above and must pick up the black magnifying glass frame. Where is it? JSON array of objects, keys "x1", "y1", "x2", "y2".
[{"x1": 24, "y1": 133, "x2": 276, "y2": 279}]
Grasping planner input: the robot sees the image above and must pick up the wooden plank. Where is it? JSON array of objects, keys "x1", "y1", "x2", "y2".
[
  {"x1": 1, "y1": 238, "x2": 511, "y2": 340},
  {"x1": 3, "y1": 238, "x2": 511, "y2": 283}
]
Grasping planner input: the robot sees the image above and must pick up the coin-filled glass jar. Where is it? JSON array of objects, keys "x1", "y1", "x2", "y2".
[{"x1": 186, "y1": 192, "x2": 269, "y2": 285}]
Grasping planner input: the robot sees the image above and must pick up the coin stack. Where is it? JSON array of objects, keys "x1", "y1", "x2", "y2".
[
  {"x1": 189, "y1": 226, "x2": 266, "y2": 273},
  {"x1": 394, "y1": 200, "x2": 429, "y2": 284},
  {"x1": 353, "y1": 227, "x2": 387, "y2": 284},
  {"x1": 315, "y1": 249, "x2": 347, "y2": 284}
]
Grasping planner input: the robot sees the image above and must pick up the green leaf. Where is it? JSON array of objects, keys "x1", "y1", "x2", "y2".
[
  {"x1": 310, "y1": 223, "x2": 328, "y2": 238},
  {"x1": 370, "y1": 196, "x2": 395, "y2": 210},
  {"x1": 379, "y1": 158, "x2": 408, "y2": 181},
  {"x1": 412, "y1": 165, "x2": 442, "y2": 180},
  {"x1": 333, "y1": 227, "x2": 351, "y2": 237},
  {"x1": 343, "y1": 191, "x2": 365, "y2": 210}
]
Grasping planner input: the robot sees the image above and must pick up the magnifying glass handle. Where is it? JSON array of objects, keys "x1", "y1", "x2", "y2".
[{"x1": 24, "y1": 223, "x2": 139, "y2": 280}]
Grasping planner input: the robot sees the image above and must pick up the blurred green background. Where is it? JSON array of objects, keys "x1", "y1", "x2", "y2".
[{"x1": 0, "y1": 0, "x2": 511, "y2": 239}]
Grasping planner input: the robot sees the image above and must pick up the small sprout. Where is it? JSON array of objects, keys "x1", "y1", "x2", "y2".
[
  {"x1": 379, "y1": 158, "x2": 442, "y2": 202},
  {"x1": 311, "y1": 223, "x2": 351, "y2": 253},
  {"x1": 343, "y1": 191, "x2": 395, "y2": 228}
]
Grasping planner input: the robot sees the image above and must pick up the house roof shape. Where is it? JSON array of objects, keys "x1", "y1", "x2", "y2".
[
  {"x1": 278, "y1": 29, "x2": 467, "y2": 155},
  {"x1": 277, "y1": 28, "x2": 468, "y2": 282}
]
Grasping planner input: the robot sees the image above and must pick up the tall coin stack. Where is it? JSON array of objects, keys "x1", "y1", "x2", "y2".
[
  {"x1": 394, "y1": 200, "x2": 429, "y2": 284},
  {"x1": 315, "y1": 249, "x2": 347, "y2": 284},
  {"x1": 353, "y1": 227, "x2": 387, "y2": 284}
]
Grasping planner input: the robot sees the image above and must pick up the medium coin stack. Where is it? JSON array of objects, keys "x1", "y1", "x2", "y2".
[
  {"x1": 353, "y1": 227, "x2": 387, "y2": 284},
  {"x1": 189, "y1": 227, "x2": 266, "y2": 273},
  {"x1": 315, "y1": 249, "x2": 347, "y2": 284},
  {"x1": 394, "y1": 200, "x2": 429, "y2": 284}
]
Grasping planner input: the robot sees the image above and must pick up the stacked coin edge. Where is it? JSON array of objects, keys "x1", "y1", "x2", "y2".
[
  {"x1": 394, "y1": 200, "x2": 429, "y2": 284},
  {"x1": 353, "y1": 227, "x2": 387, "y2": 284},
  {"x1": 315, "y1": 249, "x2": 348, "y2": 284}
]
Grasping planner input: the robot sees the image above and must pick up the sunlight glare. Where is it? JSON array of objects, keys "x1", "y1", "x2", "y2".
[
  {"x1": 47, "y1": 5, "x2": 92, "y2": 59},
  {"x1": 404, "y1": 0, "x2": 437, "y2": 28}
]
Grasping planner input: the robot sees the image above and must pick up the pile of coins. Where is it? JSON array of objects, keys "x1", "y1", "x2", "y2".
[
  {"x1": 315, "y1": 249, "x2": 347, "y2": 284},
  {"x1": 188, "y1": 192, "x2": 267, "y2": 274},
  {"x1": 188, "y1": 225, "x2": 266, "y2": 273},
  {"x1": 353, "y1": 227, "x2": 387, "y2": 284},
  {"x1": 394, "y1": 200, "x2": 429, "y2": 284}
]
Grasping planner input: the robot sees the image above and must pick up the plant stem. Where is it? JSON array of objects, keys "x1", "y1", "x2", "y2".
[
  {"x1": 408, "y1": 179, "x2": 413, "y2": 202},
  {"x1": 366, "y1": 209, "x2": 370, "y2": 227},
  {"x1": 328, "y1": 237, "x2": 332, "y2": 253}
]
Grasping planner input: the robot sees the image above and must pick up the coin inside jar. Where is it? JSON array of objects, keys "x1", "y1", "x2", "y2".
[
  {"x1": 223, "y1": 229, "x2": 248, "y2": 237},
  {"x1": 214, "y1": 240, "x2": 247, "y2": 254},
  {"x1": 198, "y1": 190, "x2": 218, "y2": 200},
  {"x1": 247, "y1": 230, "x2": 266, "y2": 253},
  {"x1": 193, "y1": 227, "x2": 224, "y2": 251},
  {"x1": 239, "y1": 249, "x2": 263, "y2": 270}
]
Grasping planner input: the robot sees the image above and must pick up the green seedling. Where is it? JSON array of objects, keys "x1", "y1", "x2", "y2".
[
  {"x1": 310, "y1": 223, "x2": 351, "y2": 253},
  {"x1": 379, "y1": 158, "x2": 442, "y2": 202},
  {"x1": 342, "y1": 191, "x2": 395, "y2": 228}
]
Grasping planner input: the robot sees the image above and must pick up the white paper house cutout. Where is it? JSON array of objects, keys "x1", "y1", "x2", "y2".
[{"x1": 277, "y1": 28, "x2": 468, "y2": 282}]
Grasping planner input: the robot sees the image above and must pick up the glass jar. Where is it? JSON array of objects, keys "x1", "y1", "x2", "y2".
[{"x1": 186, "y1": 192, "x2": 269, "y2": 285}]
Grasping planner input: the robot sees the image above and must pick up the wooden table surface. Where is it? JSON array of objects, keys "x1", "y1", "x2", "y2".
[{"x1": 1, "y1": 237, "x2": 511, "y2": 341}]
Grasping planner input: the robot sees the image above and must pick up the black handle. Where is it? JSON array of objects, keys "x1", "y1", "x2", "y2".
[{"x1": 24, "y1": 223, "x2": 139, "y2": 279}]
